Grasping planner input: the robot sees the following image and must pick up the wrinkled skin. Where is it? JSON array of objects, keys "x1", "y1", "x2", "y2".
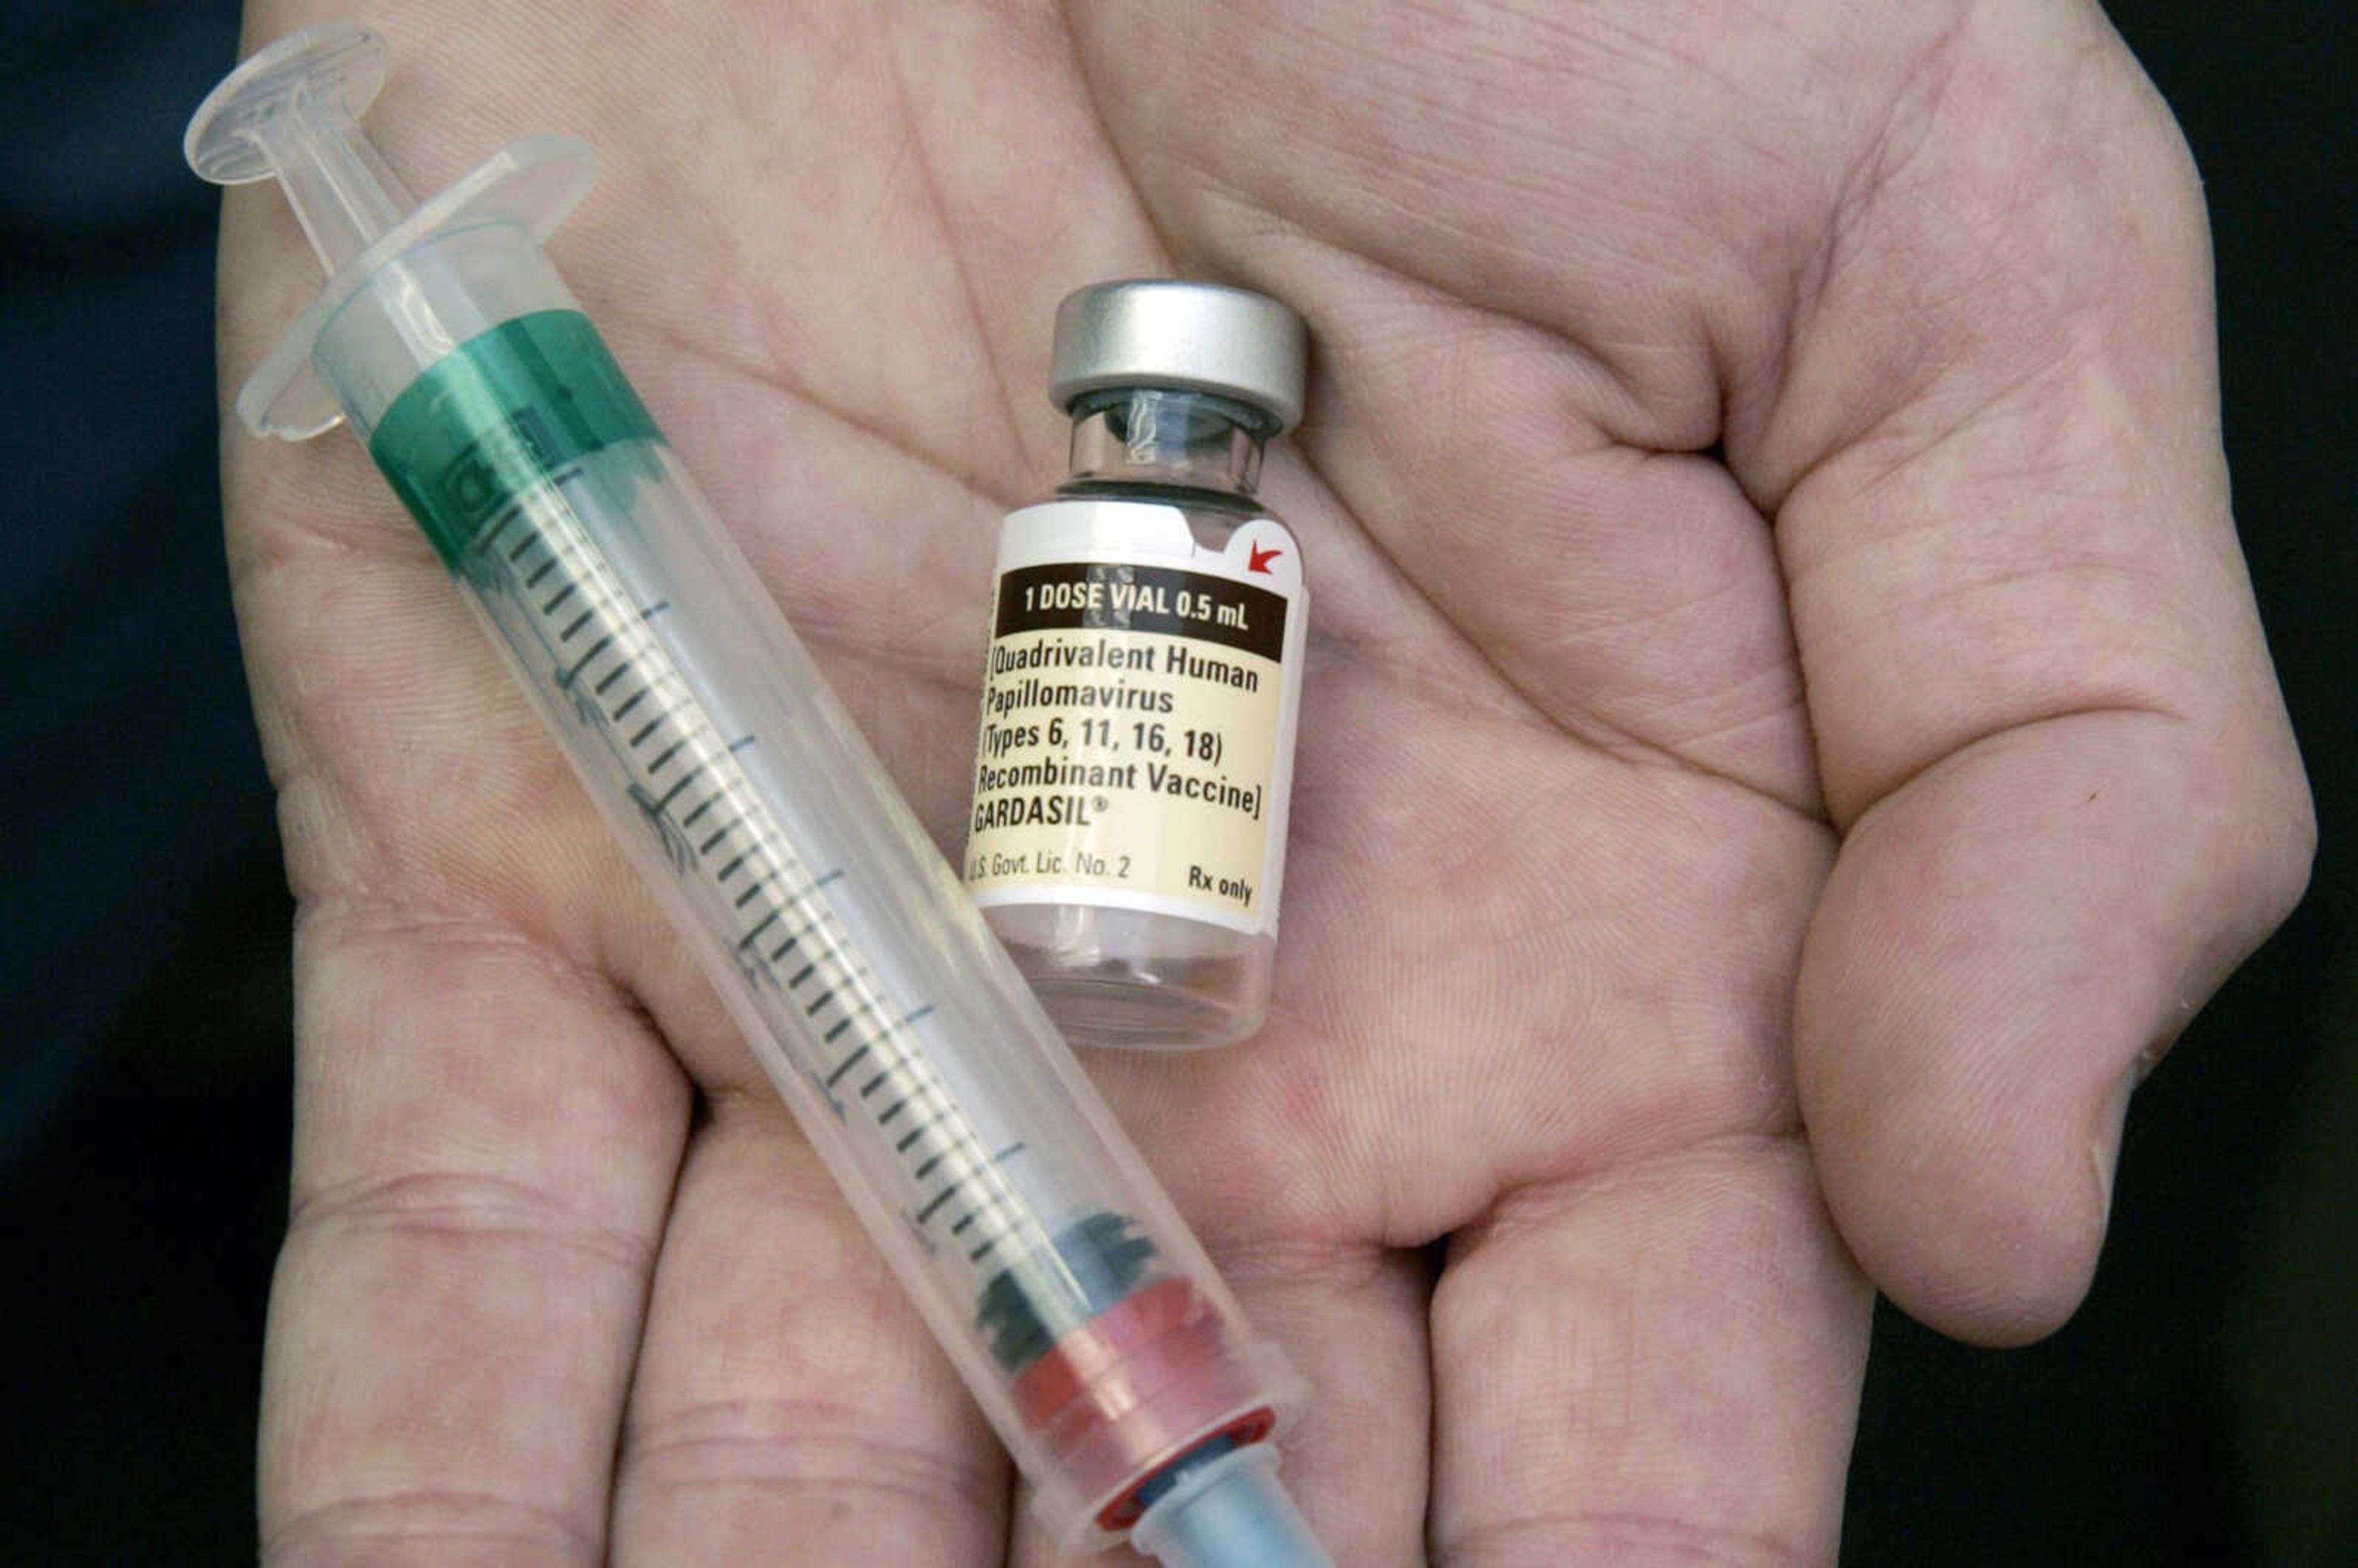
[{"x1": 217, "y1": 2, "x2": 2311, "y2": 1562}]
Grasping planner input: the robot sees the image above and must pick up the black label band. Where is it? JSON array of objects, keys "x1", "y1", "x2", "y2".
[{"x1": 993, "y1": 561, "x2": 1288, "y2": 663}]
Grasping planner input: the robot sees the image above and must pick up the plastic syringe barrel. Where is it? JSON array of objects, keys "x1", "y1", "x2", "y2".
[{"x1": 297, "y1": 217, "x2": 1307, "y2": 1553}]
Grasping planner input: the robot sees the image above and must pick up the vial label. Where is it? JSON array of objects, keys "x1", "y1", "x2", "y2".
[{"x1": 965, "y1": 499, "x2": 1305, "y2": 936}]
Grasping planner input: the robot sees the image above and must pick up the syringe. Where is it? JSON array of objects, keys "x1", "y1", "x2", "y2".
[{"x1": 187, "y1": 24, "x2": 1330, "y2": 1567}]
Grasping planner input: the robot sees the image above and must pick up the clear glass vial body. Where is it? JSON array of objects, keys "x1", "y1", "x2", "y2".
[{"x1": 969, "y1": 388, "x2": 1304, "y2": 1049}]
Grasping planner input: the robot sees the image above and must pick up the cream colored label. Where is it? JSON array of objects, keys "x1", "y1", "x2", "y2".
[{"x1": 965, "y1": 500, "x2": 1304, "y2": 936}]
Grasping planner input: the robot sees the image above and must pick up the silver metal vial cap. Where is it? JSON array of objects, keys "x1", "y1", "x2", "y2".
[{"x1": 1049, "y1": 280, "x2": 1309, "y2": 434}]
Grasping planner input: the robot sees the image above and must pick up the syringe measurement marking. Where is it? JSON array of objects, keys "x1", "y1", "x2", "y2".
[
  {"x1": 656, "y1": 770, "x2": 706, "y2": 813},
  {"x1": 478, "y1": 479, "x2": 1053, "y2": 1285},
  {"x1": 491, "y1": 494, "x2": 1046, "y2": 1289},
  {"x1": 561, "y1": 634, "x2": 615, "y2": 686}
]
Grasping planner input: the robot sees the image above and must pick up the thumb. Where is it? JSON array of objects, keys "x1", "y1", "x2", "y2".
[{"x1": 1740, "y1": 4, "x2": 2312, "y2": 1342}]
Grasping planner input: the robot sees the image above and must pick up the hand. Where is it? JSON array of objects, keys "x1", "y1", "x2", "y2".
[{"x1": 222, "y1": 1, "x2": 2311, "y2": 1561}]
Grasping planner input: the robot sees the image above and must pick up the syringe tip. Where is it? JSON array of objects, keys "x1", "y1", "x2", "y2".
[{"x1": 1132, "y1": 1446, "x2": 1334, "y2": 1568}]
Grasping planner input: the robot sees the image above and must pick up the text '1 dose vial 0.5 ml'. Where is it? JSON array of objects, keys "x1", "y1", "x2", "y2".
[{"x1": 965, "y1": 281, "x2": 1310, "y2": 1050}]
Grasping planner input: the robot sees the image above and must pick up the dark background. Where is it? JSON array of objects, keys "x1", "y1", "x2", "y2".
[{"x1": 2, "y1": 1, "x2": 2348, "y2": 1561}]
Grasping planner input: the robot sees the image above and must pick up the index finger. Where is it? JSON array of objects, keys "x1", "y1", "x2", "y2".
[{"x1": 206, "y1": 17, "x2": 699, "y2": 1550}]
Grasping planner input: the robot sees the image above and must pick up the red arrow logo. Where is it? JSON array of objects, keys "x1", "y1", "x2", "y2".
[{"x1": 1247, "y1": 542, "x2": 1283, "y2": 574}]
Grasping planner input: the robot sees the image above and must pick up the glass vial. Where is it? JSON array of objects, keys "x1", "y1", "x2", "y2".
[{"x1": 964, "y1": 281, "x2": 1310, "y2": 1049}]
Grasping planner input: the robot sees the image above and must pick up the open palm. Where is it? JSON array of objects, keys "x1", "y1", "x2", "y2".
[{"x1": 219, "y1": 2, "x2": 2309, "y2": 1562}]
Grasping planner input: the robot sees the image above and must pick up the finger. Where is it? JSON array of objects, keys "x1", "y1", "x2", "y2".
[
  {"x1": 1743, "y1": 5, "x2": 2313, "y2": 1340},
  {"x1": 226, "y1": 9, "x2": 701, "y2": 1549},
  {"x1": 610, "y1": 1095, "x2": 1008, "y2": 1565},
  {"x1": 1430, "y1": 1142, "x2": 1871, "y2": 1566},
  {"x1": 260, "y1": 907, "x2": 690, "y2": 1566}
]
